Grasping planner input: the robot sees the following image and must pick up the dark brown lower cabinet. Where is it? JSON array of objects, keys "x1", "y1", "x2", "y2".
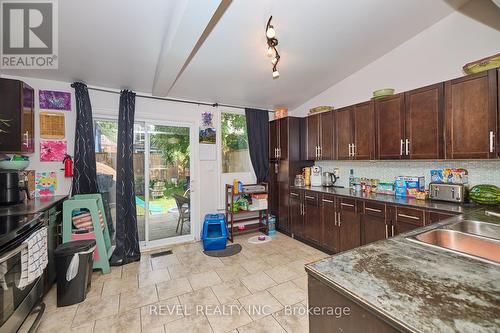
[
  {"x1": 393, "y1": 206, "x2": 425, "y2": 235},
  {"x1": 290, "y1": 189, "x2": 304, "y2": 238},
  {"x1": 308, "y1": 275, "x2": 401, "y2": 333},
  {"x1": 361, "y1": 201, "x2": 389, "y2": 245},
  {"x1": 426, "y1": 211, "x2": 456, "y2": 225},
  {"x1": 337, "y1": 198, "x2": 361, "y2": 252},
  {"x1": 321, "y1": 194, "x2": 338, "y2": 253},
  {"x1": 304, "y1": 192, "x2": 321, "y2": 244}
]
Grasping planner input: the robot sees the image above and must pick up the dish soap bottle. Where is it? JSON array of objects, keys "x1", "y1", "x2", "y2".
[{"x1": 349, "y1": 169, "x2": 355, "y2": 190}]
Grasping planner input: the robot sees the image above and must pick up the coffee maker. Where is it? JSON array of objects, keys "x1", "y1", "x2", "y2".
[{"x1": 0, "y1": 171, "x2": 30, "y2": 205}]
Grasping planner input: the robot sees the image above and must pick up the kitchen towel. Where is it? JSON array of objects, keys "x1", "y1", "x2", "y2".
[{"x1": 18, "y1": 227, "x2": 48, "y2": 289}]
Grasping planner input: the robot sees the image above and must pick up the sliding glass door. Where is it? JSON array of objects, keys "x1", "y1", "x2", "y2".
[{"x1": 94, "y1": 118, "x2": 195, "y2": 249}]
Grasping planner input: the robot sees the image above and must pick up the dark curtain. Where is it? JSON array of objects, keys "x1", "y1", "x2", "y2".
[
  {"x1": 110, "y1": 90, "x2": 140, "y2": 265},
  {"x1": 245, "y1": 108, "x2": 269, "y2": 183},
  {"x1": 71, "y1": 82, "x2": 98, "y2": 195}
]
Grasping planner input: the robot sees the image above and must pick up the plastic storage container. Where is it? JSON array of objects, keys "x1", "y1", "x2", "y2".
[
  {"x1": 201, "y1": 214, "x2": 228, "y2": 251},
  {"x1": 267, "y1": 216, "x2": 276, "y2": 236},
  {"x1": 54, "y1": 240, "x2": 96, "y2": 307}
]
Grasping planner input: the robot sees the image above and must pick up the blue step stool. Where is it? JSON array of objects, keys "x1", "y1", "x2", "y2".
[{"x1": 201, "y1": 214, "x2": 228, "y2": 251}]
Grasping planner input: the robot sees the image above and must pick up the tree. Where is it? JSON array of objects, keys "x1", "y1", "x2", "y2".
[{"x1": 221, "y1": 113, "x2": 248, "y2": 150}]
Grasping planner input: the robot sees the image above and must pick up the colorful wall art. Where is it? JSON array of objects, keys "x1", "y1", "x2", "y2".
[
  {"x1": 40, "y1": 140, "x2": 67, "y2": 161},
  {"x1": 35, "y1": 172, "x2": 57, "y2": 197},
  {"x1": 199, "y1": 111, "x2": 216, "y2": 144},
  {"x1": 39, "y1": 90, "x2": 72, "y2": 111}
]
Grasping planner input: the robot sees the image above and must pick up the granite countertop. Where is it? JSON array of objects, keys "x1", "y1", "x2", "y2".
[
  {"x1": 291, "y1": 185, "x2": 479, "y2": 214},
  {"x1": 306, "y1": 207, "x2": 500, "y2": 333},
  {"x1": 0, "y1": 195, "x2": 67, "y2": 216}
]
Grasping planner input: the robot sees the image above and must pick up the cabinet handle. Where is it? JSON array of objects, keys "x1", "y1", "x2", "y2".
[
  {"x1": 341, "y1": 202, "x2": 354, "y2": 207},
  {"x1": 385, "y1": 224, "x2": 389, "y2": 238},
  {"x1": 290, "y1": 192, "x2": 299, "y2": 197},
  {"x1": 391, "y1": 225, "x2": 395, "y2": 236},
  {"x1": 23, "y1": 131, "x2": 29, "y2": 147},
  {"x1": 338, "y1": 212, "x2": 341, "y2": 226},
  {"x1": 319, "y1": 146, "x2": 322, "y2": 159},
  {"x1": 365, "y1": 207, "x2": 382, "y2": 213},
  {"x1": 405, "y1": 139, "x2": 409, "y2": 156},
  {"x1": 348, "y1": 144, "x2": 352, "y2": 157},
  {"x1": 490, "y1": 131, "x2": 495, "y2": 153},
  {"x1": 322, "y1": 199, "x2": 334, "y2": 203},
  {"x1": 334, "y1": 210, "x2": 337, "y2": 227},
  {"x1": 398, "y1": 213, "x2": 420, "y2": 220},
  {"x1": 400, "y1": 139, "x2": 404, "y2": 156},
  {"x1": 278, "y1": 148, "x2": 281, "y2": 158},
  {"x1": 305, "y1": 195, "x2": 315, "y2": 200},
  {"x1": 352, "y1": 143, "x2": 356, "y2": 157}
]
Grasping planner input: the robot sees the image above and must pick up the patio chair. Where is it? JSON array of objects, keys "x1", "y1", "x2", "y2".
[{"x1": 173, "y1": 193, "x2": 190, "y2": 235}]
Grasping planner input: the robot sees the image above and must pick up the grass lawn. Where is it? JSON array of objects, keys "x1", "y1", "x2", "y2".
[{"x1": 136, "y1": 186, "x2": 186, "y2": 216}]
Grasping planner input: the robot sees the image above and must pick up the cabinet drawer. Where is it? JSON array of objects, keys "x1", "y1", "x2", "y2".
[
  {"x1": 304, "y1": 191, "x2": 319, "y2": 206},
  {"x1": 395, "y1": 207, "x2": 424, "y2": 226},
  {"x1": 339, "y1": 197, "x2": 356, "y2": 212},
  {"x1": 363, "y1": 201, "x2": 385, "y2": 218}
]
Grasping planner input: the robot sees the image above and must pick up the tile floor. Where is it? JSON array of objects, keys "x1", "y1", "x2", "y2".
[{"x1": 21, "y1": 232, "x2": 328, "y2": 333}]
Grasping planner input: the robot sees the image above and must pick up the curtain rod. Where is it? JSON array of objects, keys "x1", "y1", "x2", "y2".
[{"x1": 86, "y1": 86, "x2": 273, "y2": 113}]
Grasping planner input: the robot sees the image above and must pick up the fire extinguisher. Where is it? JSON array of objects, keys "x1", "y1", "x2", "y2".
[{"x1": 63, "y1": 154, "x2": 73, "y2": 177}]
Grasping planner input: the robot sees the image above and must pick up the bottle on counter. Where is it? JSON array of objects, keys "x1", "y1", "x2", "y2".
[{"x1": 349, "y1": 169, "x2": 355, "y2": 190}]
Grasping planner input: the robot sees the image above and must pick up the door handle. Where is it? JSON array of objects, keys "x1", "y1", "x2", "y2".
[
  {"x1": 490, "y1": 131, "x2": 495, "y2": 153},
  {"x1": 365, "y1": 207, "x2": 382, "y2": 213},
  {"x1": 400, "y1": 139, "x2": 404, "y2": 156},
  {"x1": 385, "y1": 224, "x2": 389, "y2": 238},
  {"x1": 405, "y1": 139, "x2": 409, "y2": 156},
  {"x1": 397, "y1": 213, "x2": 420, "y2": 220}
]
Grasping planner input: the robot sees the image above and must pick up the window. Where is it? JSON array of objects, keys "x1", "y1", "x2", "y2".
[{"x1": 221, "y1": 113, "x2": 251, "y2": 173}]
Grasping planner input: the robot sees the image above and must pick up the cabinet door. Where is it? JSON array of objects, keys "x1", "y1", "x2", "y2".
[
  {"x1": 21, "y1": 83, "x2": 35, "y2": 152},
  {"x1": 445, "y1": 70, "x2": 498, "y2": 159},
  {"x1": 278, "y1": 161, "x2": 290, "y2": 233},
  {"x1": 321, "y1": 194, "x2": 338, "y2": 252},
  {"x1": 353, "y1": 101, "x2": 375, "y2": 160},
  {"x1": 393, "y1": 221, "x2": 419, "y2": 235},
  {"x1": 335, "y1": 107, "x2": 353, "y2": 160},
  {"x1": 319, "y1": 111, "x2": 334, "y2": 160},
  {"x1": 289, "y1": 190, "x2": 304, "y2": 238},
  {"x1": 279, "y1": 118, "x2": 288, "y2": 160},
  {"x1": 0, "y1": 79, "x2": 22, "y2": 152},
  {"x1": 337, "y1": 198, "x2": 361, "y2": 252},
  {"x1": 426, "y1": 211, "x2": 456, "y2": 225},
  {"x1": 306, "y1": 114, "x2": 320, "y2": 160},
  {"x1": 405, "y1": 83, "x2": 444, "y2": 159},
  {"x1": 304, "y1": 192, "x2": 321, "y2": 244},
  {"x1": 375, "y1": 94, "x2": 405, "y2": 159},
  {"x1": 361, "y1": 201, "x2": 388, "y2": 245},
  {"x1": 269, "y1": 120, "x2": 279, "y2": 160},
  {"x1": 268, "y1": 162, "x2": 279, "y2": 217}
]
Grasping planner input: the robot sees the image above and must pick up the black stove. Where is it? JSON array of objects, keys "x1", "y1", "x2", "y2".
[{"x1": 0, "y1": 213, "x2": 43, "y2": 255}]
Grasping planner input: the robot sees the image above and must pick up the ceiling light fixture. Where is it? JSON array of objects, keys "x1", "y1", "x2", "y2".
[{"x1": 266, "y1": 16, "x2": 280, "y2": 79}]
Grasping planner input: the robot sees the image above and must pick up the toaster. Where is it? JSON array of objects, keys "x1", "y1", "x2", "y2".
[{"x1": 429, "y1": 183, "x2": 466, "y2": 203}]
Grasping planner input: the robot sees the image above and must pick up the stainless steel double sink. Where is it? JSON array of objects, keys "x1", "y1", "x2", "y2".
[{"x1": 408, "y1": 211, "x2": 500, "y2": 265}]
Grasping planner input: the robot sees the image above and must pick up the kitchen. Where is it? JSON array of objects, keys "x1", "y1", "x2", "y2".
[{"x1": 1, "y1": 0, "x2": 500, "y2": 332}]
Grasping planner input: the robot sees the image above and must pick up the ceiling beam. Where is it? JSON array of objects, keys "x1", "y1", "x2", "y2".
[{"x1": 152, "y1": 0, "x2": 231, "y2": 96}]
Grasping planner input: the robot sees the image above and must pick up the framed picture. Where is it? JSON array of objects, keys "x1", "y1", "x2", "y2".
[{"x1": 39, "y1": 90, "x2": 72, "y2": 111}]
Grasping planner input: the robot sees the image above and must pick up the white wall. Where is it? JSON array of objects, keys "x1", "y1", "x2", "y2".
[
  {"x1": 1, "y1": 75, "x2": 76, "y2": 196},
  {"x1": 291, "y1": 0, "x2": 500, "y2": 116}
]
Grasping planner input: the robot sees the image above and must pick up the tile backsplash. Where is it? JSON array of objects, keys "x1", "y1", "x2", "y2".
[{"x1": 316, "y1": 160, "x2": 500, "y2": 188}]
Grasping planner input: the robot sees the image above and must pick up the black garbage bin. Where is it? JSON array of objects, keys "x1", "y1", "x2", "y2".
[{"x1": 54, "y1": 240, "x2": 96, "y2": 307}]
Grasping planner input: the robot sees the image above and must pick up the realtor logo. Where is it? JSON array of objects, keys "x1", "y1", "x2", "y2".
[{"x1": 1, "y1": 0, "x2": 58, "y2": 69}]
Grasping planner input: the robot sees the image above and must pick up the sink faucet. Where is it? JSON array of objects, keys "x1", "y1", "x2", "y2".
[{"x1": 485, "y1": 211, "x2": 500, "y2": 218}]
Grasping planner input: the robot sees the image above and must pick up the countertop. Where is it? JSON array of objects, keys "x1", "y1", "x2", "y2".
[
  {"x1": 0, "y1": 195, "x2": 67, "y2": 216},
  {"x1": 305, "y1": 206, "x2": 500, "y2": 333},
  {"x1": 291, "y1": 185, "x2": 479, "y2": 214}
]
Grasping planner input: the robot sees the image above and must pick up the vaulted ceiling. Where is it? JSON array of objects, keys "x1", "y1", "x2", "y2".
[{"x1": 1, "y1": 0, "x2": 469, "y2": 109}]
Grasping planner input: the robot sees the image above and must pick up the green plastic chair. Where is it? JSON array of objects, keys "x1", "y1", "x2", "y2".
[{"x1": 62, "y1": 193, "x2": 113, "y2": 274}]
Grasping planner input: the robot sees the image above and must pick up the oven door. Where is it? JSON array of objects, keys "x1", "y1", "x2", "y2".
[{"x1": 0, "y1": 222, "x2": 44, "y2": 332}]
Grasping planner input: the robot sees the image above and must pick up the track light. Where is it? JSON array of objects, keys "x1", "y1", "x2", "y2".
[{"x1": 266, "y1": 16, "x2": 280, "y2": 79}]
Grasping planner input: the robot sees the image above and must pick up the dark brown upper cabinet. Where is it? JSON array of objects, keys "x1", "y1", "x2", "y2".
[
  {"x1": 404, "y1": 83, "x2": 445, "y2": 159},
  {"x1": 269, "y1": 118, "x2": 289, "y2": 160},
  {"x1": 375, "y1": 94, "x2": 405, "y2": 159},
  {"x1": 335, "y1": 107, "x2": 353, "y2": 160},
  {"x1": 0, "y1": 78, "x2": 35, "y2": 153},
  {"x1": 335, "y1": 103, "x2": 375, "y2": 160},
  {"x1": 445, "y1": 69, "x2": 498, "y2": 159},
  {"x1": 306, "y1": 111, "x2": 334, "y2": 160}
]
